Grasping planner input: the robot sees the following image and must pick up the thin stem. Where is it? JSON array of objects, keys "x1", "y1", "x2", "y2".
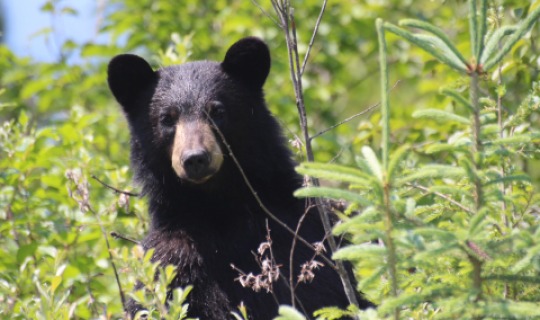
[
  {"x1": 470, "y1": 72, "x2": 484, "y2": 211},
  {"x1": 383, "y1": 183, "x2": 399, "y2": 320},
  {"x1": 376, "y1": 19, "x2": 390, "y2": 171},
  {"x1": 300, "y1": 0, "x2": 328, "y2": 75},
  {"x1": 409, "y1": 184, "x2": 474, "y2": 214},
  {"x1": 377, "y1": 19, "x2": 399, "y2": 320},
  {"x1": 110, "y1": 231, "x2": 140, "y2": 244},
  {"x1": 91, "y1": 175, "x2": 140, "y2": 197},
  {"x1": 470, "y1": 73, "x2": 481, "y2": 154},
  {"x1": 290, "y1": 11, "x2": 312, "y2": 161},
  {"x1": 468, "y1": 251, "x2": 484, "y2": 299},
  {"x1": 310, "y1": 102, "x2": 380, "y2": 140},
  {"x1": 469, "y1": 37, "x2": 485, "y2": 298}
]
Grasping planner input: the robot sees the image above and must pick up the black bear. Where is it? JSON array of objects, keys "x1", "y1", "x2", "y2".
[{"x1": 108, "y1": 37, "x2": 372, "y2": 319}]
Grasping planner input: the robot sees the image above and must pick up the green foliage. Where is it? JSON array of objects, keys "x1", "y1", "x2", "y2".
[
  {"x1": 126, "y1": 250, "x2": 193, "y2": 320},
  {"x1": 274, "y1": 306, "x2": 307, "y2": 320},
  {"x1": 0, "y1": 0, "x2": 539, "y2": 319},
  {"x1": 296, "y1": 1, "x2": 540, "y2": 319}
]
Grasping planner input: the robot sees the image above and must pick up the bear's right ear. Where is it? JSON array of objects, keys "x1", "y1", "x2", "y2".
[{"x1": 107, "y1": 54, "x2": 156, "y2": 110}]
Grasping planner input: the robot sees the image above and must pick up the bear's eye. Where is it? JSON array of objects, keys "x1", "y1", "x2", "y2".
[
  {"x1": 160, "y1": 111, "x2": 178, "y2": 127},
  {"x1": 208, "y1": 101, "x2": 226, "y2": 124}
]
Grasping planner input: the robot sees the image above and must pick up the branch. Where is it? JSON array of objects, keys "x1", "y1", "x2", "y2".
[
  {"x1": 300, "y1": 0, "x2": 328, "y2": 75},
  {"x1": 250, "y1": 0, "x2": 280, "y2": 27},
  {"x1": 310, "y1": 103, "x2": 380, "y2": 141},
  {"x1": 409, "y1": 184, "x2": 474, "y2": 214},
  {"x1": 289, "y1": 203, "x2": 317, "y2": 306},
  {"x1": 91, "y1": 175, "x2": 140, "y2": 197},
  {"x1": 310, "y1": 80, "x2": 400, "y2": 141},
  {"x1": 110, "y1": 231, "x2": 140, "y2": 245}
]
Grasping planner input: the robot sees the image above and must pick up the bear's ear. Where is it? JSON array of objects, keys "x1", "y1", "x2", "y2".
[
  {"x1": 221, "y1": 37, "x2": 271, "y2": 89},
  {"x1": 107, "y1": 54, "x2": 156, "y2": 110}
]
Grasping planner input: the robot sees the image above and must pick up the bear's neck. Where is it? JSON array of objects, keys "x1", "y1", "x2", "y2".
[{"x1": 142, "y1": 159, "x2": 303, "y2": 233}]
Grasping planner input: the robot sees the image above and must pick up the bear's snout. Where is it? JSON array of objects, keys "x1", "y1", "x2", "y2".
[{"x1": 171, "y1": 120, "x2": 224, "y2": 183}]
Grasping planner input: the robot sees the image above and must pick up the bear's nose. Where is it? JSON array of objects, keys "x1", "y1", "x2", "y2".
[{"x1": 182, "y1": 150, "x2": 211, "y2": 179}]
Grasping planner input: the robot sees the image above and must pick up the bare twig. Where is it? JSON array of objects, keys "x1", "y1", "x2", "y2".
[
  {"x1": 300, "y1": 0, "x2": 328, "y2": 75},
  {"x1": 250, "y1": 0, "x2": 280, "y2": 26},
  {"x1": 310, "y1": 103, "x2": 380, "y2": 140},
  {"x1": 91, "y1": 175, "x2": 140, "y2": 197},
  {"x1": 409, "y1": 184, "x2": 474, "y2": 214},
  {"x1": 289, "y1": 204, "x2": 316, "y2": 307},
  {"x1": 311, "y1": 80, "x2": 400, "y2": 141},
  {"x1": 111, "y1": 231, "x2": 140, "y2": 244}
]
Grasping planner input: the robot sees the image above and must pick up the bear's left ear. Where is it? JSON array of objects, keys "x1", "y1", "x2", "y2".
[{"x1": 221, "y1": 37, "x2": 271, "y2": 89}]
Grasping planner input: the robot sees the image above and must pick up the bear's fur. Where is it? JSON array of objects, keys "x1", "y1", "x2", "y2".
[{"x1": 108, "y1": 37, "x2": 372, "y2": 319}]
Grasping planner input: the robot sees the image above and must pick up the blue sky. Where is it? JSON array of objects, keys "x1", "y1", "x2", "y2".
[{"x1": 2, "y1": 0, "x2": 103, "y2": 63}]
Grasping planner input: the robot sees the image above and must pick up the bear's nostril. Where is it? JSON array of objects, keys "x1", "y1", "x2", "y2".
[{"x1": 182, "y1": 150, "x2": 210, "y2": 178}]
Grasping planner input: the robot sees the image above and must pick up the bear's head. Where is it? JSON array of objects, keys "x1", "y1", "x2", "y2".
[{"x1": 107, "y1": 38, "x2": 287, "y2": 189}]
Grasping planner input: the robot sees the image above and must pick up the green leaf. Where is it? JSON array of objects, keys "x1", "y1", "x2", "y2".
[
  {"x1": 484, "y1": 5, "x2": 540, "y2": 70},
  {"x1": 333, "y1": 206, "x2": 381, "y2": 236},
  {"x1": 387, "y1": 144, "x2": 410, "y2": 183},
  {"x1": 468, "y1": 208, "x2": 489, "y2": 236},
  {"x1": 440, "y1": 88, "x2": 474, "y2": 112},
  {"x1": 358, "y1": 265, "x2": 386, "y2": 289},
  {"x1": 51, "y1": 275, "x2": 62, "y2": 295},
  {"x1": 396, "y1": 165, "x2": 466, "y2": 185},
  {"x1": 40, "y1": 1, "x2": 54, "y2": 12},
  {"x1": 361, "y1": 146, "x2": 383, "y2": 182},
  {"x1": 479, "y1": 26, "x2": 518, "y2": 65},
  {"x1": 484, "y1": 274, "x2": 540, "y2": 284},
  {"x1": 313, "y1": 306, "x2": 355, "y2": 320},
  {"x1": 424, "y1": 143, "x2": 465, "y2": 154},
  {"x1": 18, "y1": 111, "x2": 29, "y2": 128},
  {"x1": 459, "y1": 158, "x2": 478, "y2": 183},
  {"x1": 511, "y1": 244, "x2": 540, "y2": 273},
  {"x1": 414, "y1": 228, "x2": 458, "y2": 242},
  {"x1": 383, "y1": 22, "x2": 469, "y2": 72},
  {"x1": 412, "y1": 109, "x2": 470, "y2": 125},
  {"x1": 487, "y1": 134, "x2": 531, "y2": 146},
  {"x1": 333, "y1": 244, "x2": 386, "y2": 260},
  {"x1": 484, "y1": 174, "x2": 531, "y2": 186},
  {"x1": 16, "y1": 243, "x2": 38, "y2": 264},
  {"x1": 294, "y1": 187, "x2": 371, "y2": 206},
  {"x1": 274, "y1": 306, "x2": 307, "y2": 320},
  {"x1": 296, "y1": 162, "x2": 375, "y2": 186},
  {"x1": 414, "y1": 244, "x2": 460, "y2": 261},
  {"x1": 399, "y1": 18, "x2": 468, "y2": 67},
  {"x1": 481, "y1": 300, "x2": 540, "y2": 318}
]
